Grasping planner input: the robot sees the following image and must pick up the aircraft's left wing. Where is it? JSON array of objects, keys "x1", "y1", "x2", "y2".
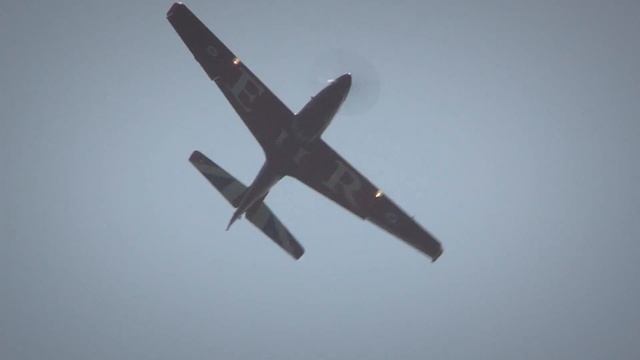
[
  {"x1": 289, "y1": 140, "x2": 443, "y2": 261},
  {"x1": 189, "y1": 151, "x2": 304, "y2": 260},
  {"x1": 167, "y1": 3, "x2": 293, "y2": 151}
]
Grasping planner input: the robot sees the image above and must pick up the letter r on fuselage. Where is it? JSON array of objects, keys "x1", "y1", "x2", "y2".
[{"x1": 322, "y1": 161, "x2": 362, "y2": 210}]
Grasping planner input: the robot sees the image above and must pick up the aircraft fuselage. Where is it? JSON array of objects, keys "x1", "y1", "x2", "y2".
[
  {"x1": 292, "y1": 73, "x2": 352, "y2": 143},
  {"x1": 170, "y1": 2, "x2": 443, "y2": 261},
  {"x1": 227, "y1": 73, "x2": 352, "y2": 229}
]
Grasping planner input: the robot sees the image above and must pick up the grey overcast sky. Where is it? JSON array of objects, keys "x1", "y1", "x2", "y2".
[{"x1": 2, "y1": 1, "x2": 640, "y2": 359}]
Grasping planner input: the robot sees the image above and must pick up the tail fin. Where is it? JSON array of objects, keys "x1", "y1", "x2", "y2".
[{"x1": 189, "y1": 151, "x2": 305, "y2": 259}]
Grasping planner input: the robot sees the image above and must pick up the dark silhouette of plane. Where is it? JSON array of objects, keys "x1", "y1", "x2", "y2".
[{"x1": 167, "y1": 3, "x2": 443, "y2": 262}]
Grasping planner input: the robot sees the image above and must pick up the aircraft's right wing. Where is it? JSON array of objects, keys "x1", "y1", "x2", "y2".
[
  {"x1": 167, "y1": 3, "x2": 294, "y2": 151},
  {"x1": 189, "y1": 151, "x2": 304, "y2": 260}
]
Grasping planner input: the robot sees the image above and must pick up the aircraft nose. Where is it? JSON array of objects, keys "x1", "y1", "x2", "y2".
[
  {"x1": 338, "y1": 73, "x2": 352, "y2": 89},
  {"x1": 332, "y1": 73, "x2": 351, "y2": 98},
  {"x1": 328, "y1": 73, "x2": 351, "y2": 89}
]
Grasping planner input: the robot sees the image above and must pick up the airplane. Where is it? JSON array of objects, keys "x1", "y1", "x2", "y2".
[{"x1": 167, "y1": 3, "x2": 443, "y2": 262}]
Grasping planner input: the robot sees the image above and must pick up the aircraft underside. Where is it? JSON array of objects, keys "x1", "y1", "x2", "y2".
[{"x1": 168, "y1": 2, "x2": 443, "y2": 262}]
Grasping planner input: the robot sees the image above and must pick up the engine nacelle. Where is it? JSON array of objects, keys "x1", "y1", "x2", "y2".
[{"x1": 292, "y1": 73, "x2": 351, "y2": 143}]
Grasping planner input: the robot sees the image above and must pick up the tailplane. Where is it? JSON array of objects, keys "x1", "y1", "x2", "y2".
[{"x1": 189, "y1": 151, "x2": 304, "y2": 259}]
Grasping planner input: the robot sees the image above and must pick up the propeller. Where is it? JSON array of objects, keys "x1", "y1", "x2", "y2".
[{"x1": 307, "y1": 48, "x2": 381, "y2": 116}]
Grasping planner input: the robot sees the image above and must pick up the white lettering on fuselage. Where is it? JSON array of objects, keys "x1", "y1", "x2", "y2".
[
  {"x1": 274, "y1": 129, "x2": 362, "y2": 210},
  {"x1": 275, "y1": 129, "x2": 289, "y2": 146},
  {"x1": 205, "y1": 43, "x2": 263, "y2": 109},
  {"x1": 292, "y1": 148, "x2": 310, "y2": 165},
  {"x1": 322, "y1": 160, "x2": 362, "y2": 210},
  {"x1": 206, "y1": 45, "x2": 219, "y2": 58},
  {"x1": 230, "y1": 68, "x2": 265, "y2": 112},
  {"x1": 275, "y1": 129, "x2": 309, "y2": 166},
  {"x1": 385, "y1": 212, "x2": 399, "y2": 224}
]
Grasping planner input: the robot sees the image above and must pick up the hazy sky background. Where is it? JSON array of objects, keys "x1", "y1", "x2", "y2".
[{"x1": 2, "y1": 1, "x2": 640, "y2": 359}]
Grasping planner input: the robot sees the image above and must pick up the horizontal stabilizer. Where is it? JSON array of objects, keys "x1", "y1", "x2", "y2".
[{"x1": 189, "y1": 151, "x2": 304, "y2": 259}]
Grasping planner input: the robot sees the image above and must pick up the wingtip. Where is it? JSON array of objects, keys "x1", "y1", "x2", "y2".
[
  {"x1": 291, "y1": 247, "x2": 305, "y2": 260},
  {"x1": 189, "y1": 150, "x2": 203, "y2": 162},
  {"x1": 166, "y1": 2, "x2": 186, "y2": 18},
  {"x1": 431, "y1": 246, "x2": 444, "y2": 262}
]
